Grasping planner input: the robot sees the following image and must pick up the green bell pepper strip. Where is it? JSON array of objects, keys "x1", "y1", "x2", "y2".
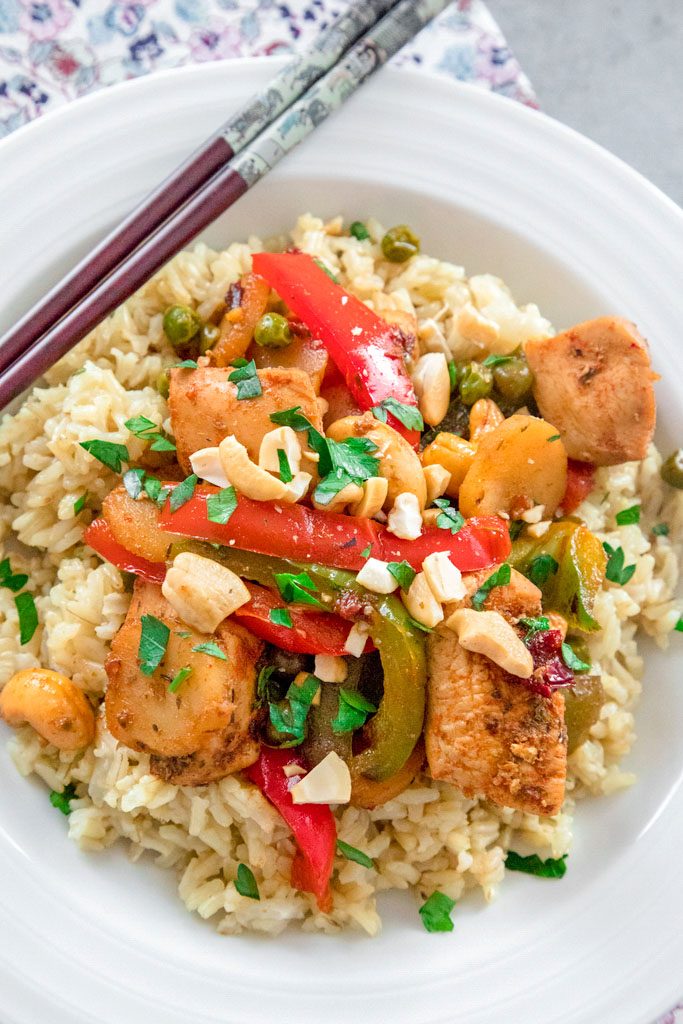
[{"x1": 174, "y1": 540, "x2": 427, "y2": 782}]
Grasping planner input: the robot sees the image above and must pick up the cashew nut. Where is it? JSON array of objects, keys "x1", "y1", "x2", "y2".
[
  {"x1": 258, "y1": 426, "x2": 302, "y2": 475},
  {"x1": 0, "y1": 668, "x2": 95, "y2": 750},
  {"x1": 326, "y1": 413, "x2": 426, "y2": 509},
  {"x1": 412, "y1": 353, "x2": 451, "y2": 427},
  {"x1": 162, "y1": 551, "x2": 250, "y2": 633},
  {"x1": 312, "y1": 480, "x2": 364, "y2": 513},
  {"x1": 421, "y1": 432, "x2": 476, "y2": 499},
  {"x1": 218, "y1": 435, "x2": 310, "y2": 504},
  {"x1": 349, "y1": 476, "x2": 389, "y2": 518},
  {"x1": 423, "y1": 464, "x2": 451, "y2": 505}
]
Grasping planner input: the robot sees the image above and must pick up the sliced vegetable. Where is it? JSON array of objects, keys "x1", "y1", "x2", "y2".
[
  {"x1": 251, "y1": 252, "x2": 420, "y2": 444},
  {"x1": 561, "y1": 460, "x2": 595, "y2": 513},
  {"x1": 84, "y1": 519, "x2": 166, "y2": 584},
  {"x1": 331, "y1": 688, "x2": 377, "y2": 734},
  {"x1": 563, "y1": 674, "x2": 604, "y2": 754},
  {"x1": 245, "y1": 747, "x2": 337, "y2": 912}
]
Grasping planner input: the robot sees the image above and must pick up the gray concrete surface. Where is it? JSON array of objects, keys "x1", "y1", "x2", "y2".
[{"x1": 487, "y1": 0, "x2": 683, "y2": 206}]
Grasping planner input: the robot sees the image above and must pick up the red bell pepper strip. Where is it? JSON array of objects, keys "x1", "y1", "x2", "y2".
[
  {"x1": 159, "y1": 488, "x2": 511, "y2": 573},
  {"x1": 245, "y1": 747, "x2": 336, "y2": 912},
  {"x1": 561, "y1": 460, "x2": 596, "y2": 514},
  {"x1": 252, "y1": 252, "x2": 420, "y2": 446},
  {"x1": 234, "y1": 582, "x2": 372, "y2": 656},
  {"x1": 83, "y1": 519, "x2": 166, "y2": 584}
]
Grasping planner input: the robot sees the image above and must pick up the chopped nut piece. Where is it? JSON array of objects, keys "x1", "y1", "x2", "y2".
[
  {"x1": 387, "y1": 491, "x2": 423, "y2": 540},
  {"x1": 404, "y1": 572, "x2": 444, "y2": 629},
  {"x1": 422, "y1": 552, "x2": 466, "y2": 603},
  {"x1": 356, "y1": 558, "x2": 399, "y2": 595}
]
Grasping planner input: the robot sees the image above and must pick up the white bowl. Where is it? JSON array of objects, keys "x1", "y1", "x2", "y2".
[{"x1": 1, "y1": 59, "x2": 682, "y2": 1024}]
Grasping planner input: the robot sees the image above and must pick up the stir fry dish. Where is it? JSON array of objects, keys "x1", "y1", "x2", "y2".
[{"x1": 0, "y1": 214, "x2": 680, "y2": 935}]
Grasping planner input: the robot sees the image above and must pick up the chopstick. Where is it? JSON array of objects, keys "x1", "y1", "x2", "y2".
[
  {"x1": 0, "y1": 0, "x2": 401, "y2": 375},
  {"x1": 0, "y1": 0, "x2": 449, "y2": 411}
]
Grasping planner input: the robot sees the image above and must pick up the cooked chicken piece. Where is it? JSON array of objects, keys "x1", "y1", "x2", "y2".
[
  {"x1": 103, "y1": 485, "x2": 175, "y2": 563},
  {"x1": 249, "y1": 333, "x2": 328, "y2": 394},
  {"x1": 525, "y1": 317, "x2": 657, "y2": 465},
  {"x1": 426, "y1": 629, "x2": 567, "y2": 816},
  {"x1": 426, "y1": 562, "x2": 566, "y2": 815},
  {"x1": 149, "y1": 727, "x2": 260, "y2": 787},
  {"x1": 105, "y1": 580, "x2": 262, "y2": 782},
  {"x1": 169, "y1": 365, "x2": 323, "y2": 474}
]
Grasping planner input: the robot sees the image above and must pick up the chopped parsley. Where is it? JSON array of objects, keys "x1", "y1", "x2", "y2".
[
  {"x1": 269, "y1": 608, "x2": 292, "y2": 629},
  {"x1": 505, "y1": 851, "x2": 567, "y2": 878},
  {"x1": 313, "y1": 257, "x2": 339, "y2": 283},
  {"x1": 371, "y1": 397, "x2": 424, "y2": 432},
  {"x1": 169, "y1": 474, "x2": 198, "y2": 513},
  {"x1": 138, "y1": 614, "x2": 170, "y2": 676},
  {"x1": 192, "y1": 642, "x2": 227, "y2": 661},
  {"x1": 0, "y1": 558, "x2": 28, "y2": 594},
  {"x1": 274, "y1": 571, "x2": 324, "y2": 608},
  {"x1": 615, "y1": 505, "x2": 641, "y2": 526},
  {"x1": 387, "y1": 560, "x2": 416, "y2": 592},
  {"x1": 472, "y1": 563, "x2": 512, "y2": 610},
  {"x1": 168, "y1": 665, "x2": 192, "y2": 693},
  {"x1": 603, "y1": 542, "x2": 636, "y2": 585},
  {"x1": 235, "y1": 863, "x2": 260, "y2": 900},
  {"x1": 447, "y1": 359, "x2": 457, "y2": 392},
  {"x1": 547, "y1": 434, "x2": 561, "y2": 442},
  {"x1": 561, "y1": 641, "x2": 590, "y2": 672},
  {"x1": 482, "y1": 354, "x2": 513, "y2": 368},
  {"x1": 508, "y1": 519, "x2": 525, "y2": 541},
  {"x1": 675, "y1": 617, "x2": 683, "y2": 633},
  {"x1": 519, "y1": 615, "x2": 551, "y2": 640},
  {"x1": 79, "y1": 439, "x2": 129, "y2": 473},
  {"x1": 418, "y1": 891, "x2": 456, "y2": 933},
  {"x1": 256, "y1": 665, "x2": 276, "y2": 702},
  {"x1": 268, "y1": 674, "x2": 319, "y2": 745},
  {"x1": 433, "y1": 497, "x2": 465, "y2": 534},
  {"x1": 527, "y1": 554, "x2": 559, "y2": 586},
  {"x1": 361, "y1": 544, "x2": 373, "y2": 559},
  {"x1": 277, "y1": 448, "x2": 293, "y2": 483},
  {"x1": 336, "y1": 840, "x2": 374, "y2": 869},
  {"x1": 269, "y1": 406, "x2": 316, "y2": 433},
  {"x1": 174, "y1": 359, "x2": 198, "y2": 369},
  {"x1": 73, "y1": 493, "x2": 88, "y2": 515},
  {"x1": 124, "y1": 415, "x2": 176, "y2": 452},
  {"x1": 228, "y1": 358, "x2": 262, "y2": 400},
  {"x1": 206, "y1": 485, "x2": 237, "y2": 525},
  {"x1": 143, "y1": 475, "x2": 172, "y2": 507},
  {"x1": 15, "y1": 592, "x2": 38, "y2": 645},
  {"x1": 349, "y1": 221, "x2": 370, "y2": 241},
  {"x1": 122, "y1": 467, "x2": 145, "y2": 500},
  {"x1": 331, "y1": 688, "x2": 377, "y2": 734},
  {"x1": 49, "y1": 783, "x2": 77, "y2": 816},
  {"x1": 406, "y1": 615, "x2": 433, "y2": 633},
  {"x1": 652, "y1": 522, "x2": 670, "y2": 537}
]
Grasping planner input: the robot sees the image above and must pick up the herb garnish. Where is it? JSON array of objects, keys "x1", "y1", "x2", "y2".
[
  {"x1": 505, "y1": 851, "x2": 568, "y2": 878},
  {"x1": 274, "y1": 570, "x2": 324, "y2": 608},
  {"x1": 652, "y1": 522, "x2": 670, "y2": 537},
  {"x1": 0, "y1": 558, "x2": 28, "y2": 594},
  {"x1": 138, "y1": 614, "x2": 170, "y2": 675},
  {"x1": 447, "y1": 360, "x2": 457, "y2": 392},
  {"x1": 269, "y1": 608, "x2": 292, "y2": 629},
  {"x1": 349, "y1": 221, "x2": 370, "y2": 241},
  {"x1": 174, "y1": 359, "x2": 198, "y2": 369},
  {"x1": 371, "y1": 397, "x2": 424, "y2": 432},
  {"x1": 508, "y1": 519, "x2": 525, "y2": 541},
  {"x1": 615, "y1": 505, "x2": 641, "y2": 526},
  {"x1": 206, "y1": 485, "x2": 237, "y2": 525},
  {"x1": 50, "y1": 783, "x2": 77, "y2": 816},
  {"x1": 675, "y1": 618, "x2": 683, "y2": 633},
  {"x1": 482, "y1": 354, "x2": 513, "y2": 368},
  {"x1": 603, "y1": 542, "x2": 636, "y2": 585},
  {"x1": 519, "y1": 615, "x2": 550, "y2": 640},
  {"x1": 169, "y1": 474, "x2": 198, "y2": 513},
  {"x1": 235, "y1": 863, "x2": 260, "y2": 900},
  {"x1": 387, "y1": 560, "x2": 416, "y2": 592},
  {"x1": 361, "y1": 544, "x2": 373, "y2": 559},
  {"x1": 336, "y1": 840, "x2": 374, "y2": 869},
  {"x1": 331, "y1": 688, "x2": 377, "y2": 734},
  {"x1": 406, "y1": 615, "x2": 433, "y2": 633},
  {"x1": 472, "y1": 563, "x2": 512, "y2": 610},
  {"x1": 192, "y1": 642, "x2": 227, "y2": 661},
  {"x1": 124, "y1": 415, "x2": 176, "y2": 452},
  {"x1": 547, "y1": 434, "x2": 561, "y2": 442},
  {"x1": 313, "y1": 257, "x2": 339, "y2": 283},
  {"x1": 228, "y1": 358, "x2": 262, "y2": 400},
  {"x1": 256, "y1": 665, "x2": 276, "y2": 702},
  {"x1": 79, "y1": 439, "x2": 129, "y2": 473},
  {"x1": 561, "y1": 641, "x2": 590, "y2": 672},
  {"x1": 268, "y1": 674, "x2": 319, "y2": 745},
  {"x1": 15, "y1": 592, "x2": 38, "y2": 644},
  {"x1": 527, "y1": 554, "x2": 559, "y2": 586},
  {"x1": 418, "y1": 891, "x2": 456, "y2": 933},
  {"x1": 168, "y1": 665, "x2": 192, "y2": 693},
  {"x1": 433, "y1": 498, "x2": 465, "y2": 535},
  {"x1": 73, "y1": 493, "x2": 88, "y2": 515},
  {"x1": 277, "y1": 448, "x2": 293, "y2": 483}
]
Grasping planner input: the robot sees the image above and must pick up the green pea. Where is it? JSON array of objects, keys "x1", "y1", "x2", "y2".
[
  {"x1": 661, "y1": 450, "x2": 683, "y2": 489},
  {"x1": 162, "y1": 305, "x2": 202, "y2": 349},
  {"x1": 350, "y1": 221, "x2": 370, "y2": 241},
  {"x1": 493, "y1": 357, "x2": 534, "y2": 404},
  {"x1": 254, "y1": 312, "x2": 292, "y2": 349},
  {"x1": 200, "y1": 323, "x2": 220, "y2": 354},
  {"x1": 381, "y1": 225, "x2": 421, "y2": 263},
  {"x1": 458, "y1": 362, "x2": 493, "y2": 406},
  {"x1": 156, "y1": 370, "x2": 170, "y2": 399}
]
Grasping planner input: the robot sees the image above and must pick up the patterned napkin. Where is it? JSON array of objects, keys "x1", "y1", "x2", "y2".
[{"x1": 0, "y1": 1, "x2": 679, "y2": 1020}]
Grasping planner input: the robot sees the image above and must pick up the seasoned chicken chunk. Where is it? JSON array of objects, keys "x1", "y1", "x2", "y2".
[
  {"x1": 525, "y1": 317, "x2": 656, "y2": 465},
  {"x1": 425, "y1": 631, "x2": 567, "y2": 816},
  {"x1": 105, "y1": 580, "x2": 262, "y2": 783},
  {"x1": 426, "y1": 563, "x2": 567, "y2": 816},
  {"x1": 169, "y1": 365, "x2": 322, "y2": 473}
]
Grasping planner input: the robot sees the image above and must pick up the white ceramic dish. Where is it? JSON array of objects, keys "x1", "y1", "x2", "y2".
[{"x1": 1, "y1": 58, "x2": 682, "y2": 1024}]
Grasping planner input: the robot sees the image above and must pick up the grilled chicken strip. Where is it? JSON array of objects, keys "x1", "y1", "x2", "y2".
[
  {"x1": 525, "y1": 316, "x2": 656, "y2": 466},
  {"x1": 105, "y1": 580, "x2": 262, "y2": 784},
  {"x1": 425, "y1": 568, "x2": 568, "y2": 816}
]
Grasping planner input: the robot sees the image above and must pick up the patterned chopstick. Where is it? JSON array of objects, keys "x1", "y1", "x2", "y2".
[
  {"x1": 0, "y1": 0, "x2": 450, "y2": 412},
  {"x1": 0, "y1": 0, "x2": 401, "y2": 375}
]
